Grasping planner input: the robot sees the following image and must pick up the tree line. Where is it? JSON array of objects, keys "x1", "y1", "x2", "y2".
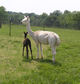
[{"x1": 0, "y1": 6, "x2": 80, "y2": 29}]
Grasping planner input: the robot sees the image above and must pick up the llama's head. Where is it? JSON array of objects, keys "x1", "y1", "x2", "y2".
[
  {"x1": 21, "y1": 16, "x2": 30, "y2": 25},
  {"x1": 24, "y1": 32, "x2": 28, "y2": 38}
]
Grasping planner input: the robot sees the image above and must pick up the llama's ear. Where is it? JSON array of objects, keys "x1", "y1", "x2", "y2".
[
  {"x1": 27, "y1": 16, "x2": 29, "y2": 18},
  {"x1": 24, "y1": 32, "x2": 25, "y2": 34},
  {"x1": 27, "y1": 16, "x2": 30, "y2": 21},
  {"x1": 24, "y1": 16, "x2": 26, "y2": 18}
]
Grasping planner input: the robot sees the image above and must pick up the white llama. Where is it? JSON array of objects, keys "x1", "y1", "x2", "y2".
[{"x1": 21, "y1": 16, "x2": 60, "y2": 63}]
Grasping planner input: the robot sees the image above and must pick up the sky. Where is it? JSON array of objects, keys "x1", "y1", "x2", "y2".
[{"x1": 0, "y1": 0, "x2": 80, "y2": 15}]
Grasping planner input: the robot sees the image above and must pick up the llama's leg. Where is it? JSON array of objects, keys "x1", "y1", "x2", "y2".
[
  {"x1": 22, "y1": 46, "x2": 25, "y2": 56},
  {"x1": 29, "y1": 43, "x2": 33, "y2": 59},
  {"x1": 26, "y1": 46, "x2": 29, "y2": 59},
  {"x1": 49, "y1": 38, "x2": 56, "y2": 63},
  {"x1": 36, "y1": 44, "x2": 39, "y2": 59},
  {"x1": 40, "y1": 43, "x2": 43, "y2": 59},
  {"x1": 51, "y1": 47, "x2": 56, "y2": 63}
]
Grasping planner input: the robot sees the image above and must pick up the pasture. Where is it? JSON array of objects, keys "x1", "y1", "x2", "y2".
[{"x1": 0, "y1": 24, "x2": 80, "y2": 84}]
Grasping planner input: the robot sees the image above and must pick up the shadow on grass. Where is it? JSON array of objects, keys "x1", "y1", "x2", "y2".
[
  {"x1": 22, "y1": 56, "x2": 32, "y2": 62},
  {"x1": 35, "y1": 59, "x2": 62, "y2": 66},
  {"x1": 22, "y1": 56, "x2": 61, "y2": 66}
]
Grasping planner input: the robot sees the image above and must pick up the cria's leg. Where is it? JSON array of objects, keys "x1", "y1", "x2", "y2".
[
  {"x1": 22, "y1": 46, "x2": 25, "y2": 56},
  {"x1": 26, "y1": 46, "x2": 29, "y2": 59},
  {"x1": 29, "y1": 43, "x2": 33, "y2": 59},
  {"x1": 40, "y1": 43, "x2": 43, "y2": 59},
  {"x1": 36, "y1": 43, "x2": 39, "y2": 59}
]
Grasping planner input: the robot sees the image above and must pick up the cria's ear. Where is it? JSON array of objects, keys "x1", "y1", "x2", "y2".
[
  {"x1": 24, "y1": 32, "x2": 25, "y2": 34},
  {"x1": 26, "y1": 32, "x2": 28, "y2": 34}
]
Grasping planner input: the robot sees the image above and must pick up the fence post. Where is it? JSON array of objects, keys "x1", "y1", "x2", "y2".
[{"x1": 9, "y1": 18, "x2": 12, "y2": 36}]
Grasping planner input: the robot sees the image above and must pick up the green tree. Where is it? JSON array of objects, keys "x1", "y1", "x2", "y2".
[
  {"x1": 39, "y1": 13, "x2": 48, "y2": 27},
  {"x1": 44, "y1": 10, "x2": 62, "y2": 27},
  {"x1": 72, "y1": 12, "x2": 80, "y2": 29},
  {"x1": 0, "y1": 6, "x2": 7, "y2": 28}
]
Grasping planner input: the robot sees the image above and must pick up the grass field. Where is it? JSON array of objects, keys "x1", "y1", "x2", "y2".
[{"x1": 0, "y1": 24, "x2": 80, "y2": 84}]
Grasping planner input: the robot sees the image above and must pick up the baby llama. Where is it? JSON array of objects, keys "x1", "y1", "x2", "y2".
[{"x1": 22, "y1": 32, "x2": 33, "y2": 59}]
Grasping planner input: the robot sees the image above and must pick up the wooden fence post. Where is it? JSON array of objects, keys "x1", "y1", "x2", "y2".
[{"x1": 9, "y1": 18, "x2": 12, "y2": 36}]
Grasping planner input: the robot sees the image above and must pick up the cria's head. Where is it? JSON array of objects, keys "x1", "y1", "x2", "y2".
[{"x1": 24, "y1": 32, "x2": 28, "y2": 38}]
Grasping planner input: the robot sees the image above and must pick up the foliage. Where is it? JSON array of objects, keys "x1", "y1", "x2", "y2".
[
  {"x1": 0, "y1": 6, "x2": 8, "y2": 28},
  {"x1": 72, "y1": 12, "x2": 80, "y2": 29},
  {"x1": 7, "y1": 10, "x2": 80, "y2": 30},
  {"x1": 1, "y1": 6, "x2": 80, "y2": 29}
]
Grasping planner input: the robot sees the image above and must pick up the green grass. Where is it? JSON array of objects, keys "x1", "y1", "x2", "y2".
[{"x1": 0, "y1": 24, "x2": 80, "y2": 84}]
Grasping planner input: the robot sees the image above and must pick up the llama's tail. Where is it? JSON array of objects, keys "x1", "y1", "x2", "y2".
[{"x1": 54, "y1": 33, "x2": 60, "y2": 46}]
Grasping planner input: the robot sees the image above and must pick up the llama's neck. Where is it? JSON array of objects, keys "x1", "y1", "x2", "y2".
[{"x1": 26, "y1": 22, "x2": 34, "y2": 38}]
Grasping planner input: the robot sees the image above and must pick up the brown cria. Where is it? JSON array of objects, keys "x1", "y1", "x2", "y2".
[{"x1": 22, "y1": 32, "x2": 33, "y2": 59}]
